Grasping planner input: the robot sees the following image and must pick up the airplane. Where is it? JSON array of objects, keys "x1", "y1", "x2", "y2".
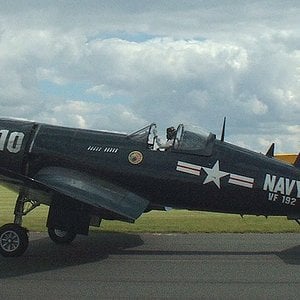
[
  {"x1": 0, "y1": 117, "x2": 299, "y2": 257},
  {"x1": 275, "y1": 154, "x2": 298, "y2": 165}
]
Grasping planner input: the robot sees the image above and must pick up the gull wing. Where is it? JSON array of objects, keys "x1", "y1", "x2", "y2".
[{"x1": 0, "y1": 166, "x2": 149, "y2": 222}]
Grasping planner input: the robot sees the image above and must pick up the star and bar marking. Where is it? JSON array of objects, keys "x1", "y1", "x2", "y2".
[
  {"x1": 176, "y1": 160, "x2": 255, "y2": 189},
  {"x1": 202, "y1": 161, "x2": 228, "y2": 189}
]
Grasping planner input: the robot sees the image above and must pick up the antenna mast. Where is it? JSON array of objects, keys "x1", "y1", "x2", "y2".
[{"x1": 221, "y1": 117, "x2": 226, "y2": 142}]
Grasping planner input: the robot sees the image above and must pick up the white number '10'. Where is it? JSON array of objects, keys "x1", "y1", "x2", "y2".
[{"x1": 0, "y1": 130, "x2": 25, "y2": 153}]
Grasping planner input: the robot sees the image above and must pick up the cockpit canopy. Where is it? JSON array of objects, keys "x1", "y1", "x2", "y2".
[
  {"x1": 128, "y1": 123, "x2": 216, "y2": 155},
  {"x1": 128, "y1": 123, "x2": 157, "y2": 146},
  {"x1": 174, "y1": 124, "x2": 215, "y2": 152}
]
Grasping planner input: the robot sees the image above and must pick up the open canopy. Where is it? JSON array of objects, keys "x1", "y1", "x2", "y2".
[
  {"x1": 174, "y1": 124, "x2": 215, "y2": 152},
  {"x1": 128, "y1": 123, "x2": 216, "y2": 155}
]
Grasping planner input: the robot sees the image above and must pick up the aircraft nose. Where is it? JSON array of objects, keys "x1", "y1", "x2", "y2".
[{"x1": 0, "y1": 118, "x2": 36, "y2": 171}]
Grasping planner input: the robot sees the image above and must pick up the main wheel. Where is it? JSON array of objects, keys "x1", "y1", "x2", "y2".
[
  {"x1": 0, "y1": 224, "x2": 29, "y2": 257},
  {"x1": 48, "y1": 228, "x2": 76, "y2": 244}
]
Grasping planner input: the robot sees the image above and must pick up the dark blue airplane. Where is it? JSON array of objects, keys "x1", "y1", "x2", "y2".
[{"x1": 0, "y1": 118, "x2": 299, "y2": 257}]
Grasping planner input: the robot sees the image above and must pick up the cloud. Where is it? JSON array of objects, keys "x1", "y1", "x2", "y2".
[
  {"x1": 0, "y1": 1, "x2": 299, "y2": 153},
  {"x1": 87, "y1": 85, "x2": 115, "y2": 99}
]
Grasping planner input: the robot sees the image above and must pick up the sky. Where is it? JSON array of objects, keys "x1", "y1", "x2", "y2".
[{"x1": 0, "y1": 0, "x2": 299, "y2": 153}]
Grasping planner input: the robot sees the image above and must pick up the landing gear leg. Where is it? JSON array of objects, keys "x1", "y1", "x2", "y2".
[
  {"x1": 0, "y1": 191, "x2": 29, "y2": 257},
  {"x1": 14, "y1": 192, "x2": 26, "y2": 225}
]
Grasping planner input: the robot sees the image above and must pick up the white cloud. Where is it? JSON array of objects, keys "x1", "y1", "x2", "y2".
[
  {"x1": 0, "y1": 1, "x2": 299, "y2": 153},
  {"x1": 36, "y1": 68, "x2": 68, "y2": 85},
  {"x1": 238, "y1": 95, "x2": 268, "y2": 116},
  {"x1": 86, "y1": 85, "x2": 115, "y2": 99}
]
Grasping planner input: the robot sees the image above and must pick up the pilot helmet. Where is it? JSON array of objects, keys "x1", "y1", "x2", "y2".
[{"x1": 166, "y1": 126, "x2": 176, "y2": 140}]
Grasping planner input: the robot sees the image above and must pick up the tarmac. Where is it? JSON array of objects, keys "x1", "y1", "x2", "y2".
[{"x1": 0, "y1": 232, "x2": 300, "y2": 299}]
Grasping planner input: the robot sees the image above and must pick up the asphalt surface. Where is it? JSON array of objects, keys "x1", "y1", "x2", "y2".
[{"x1": 0, "y1": 232, "x2": 300, "y2": 299}]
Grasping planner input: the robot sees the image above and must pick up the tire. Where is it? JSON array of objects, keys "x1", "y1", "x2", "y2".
[
  {"x1": 0, "y1": 223, "x2": 29, "y2": 257},
  {"x1": 48, "y1": 228, "x2": 76, "y2": 244}
]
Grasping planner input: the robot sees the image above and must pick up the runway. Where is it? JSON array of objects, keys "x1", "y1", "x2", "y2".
[{"x1": 0, "y1": 233, "x2": 300, "y2": 299}]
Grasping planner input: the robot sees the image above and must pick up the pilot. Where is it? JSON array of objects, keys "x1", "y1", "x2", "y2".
[
  {"x1": 166, "y1": 126, "x2": 176, "y2": 140},
  {"x1": 157, "y1": 126, "x2": 176, "y2": 150}
]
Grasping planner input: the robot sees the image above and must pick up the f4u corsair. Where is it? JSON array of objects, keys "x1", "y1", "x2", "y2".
[{"x1": 0, "y1": 118, "x2": 299, "y2": 257}]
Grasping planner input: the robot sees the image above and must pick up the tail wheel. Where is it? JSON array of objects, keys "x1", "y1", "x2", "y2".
[
  {"x1": 48, "y1": 228, "x2": 76, "y2": 244},
  {"x1": 0, "y1": 224, "x2": 29, "y2": 257}
]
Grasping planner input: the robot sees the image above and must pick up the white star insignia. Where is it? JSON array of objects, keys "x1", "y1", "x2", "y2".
[{"x1": 203, "y1": 160, "x2": 229, "y2": 189}]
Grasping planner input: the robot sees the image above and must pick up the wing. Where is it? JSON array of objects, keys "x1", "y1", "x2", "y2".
[{"x1": 0, "y1": 167, "x2": 149, "y2": 222}]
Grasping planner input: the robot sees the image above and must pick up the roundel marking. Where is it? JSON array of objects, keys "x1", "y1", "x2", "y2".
[{"x1": 128, "y1": 151, "x2": 143, "y2": 165}]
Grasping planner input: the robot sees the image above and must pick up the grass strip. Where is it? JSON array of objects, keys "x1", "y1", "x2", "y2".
[{"x1": 1, "y1": 186, "x2": 299, "y2": 233}]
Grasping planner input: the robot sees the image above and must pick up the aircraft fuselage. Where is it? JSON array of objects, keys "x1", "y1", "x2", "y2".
[{"x1": 0, "y1": 118, "x2": 299, "y2": 218}]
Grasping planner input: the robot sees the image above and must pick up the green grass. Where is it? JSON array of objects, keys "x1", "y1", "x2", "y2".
[{"x1": 1, "y1": 185, "x2": 299, "y2": 233}]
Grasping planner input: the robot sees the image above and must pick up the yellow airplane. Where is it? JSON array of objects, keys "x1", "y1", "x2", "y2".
[{"x1": 275, "y1": 154, "x2": 298, "y2": 164}]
